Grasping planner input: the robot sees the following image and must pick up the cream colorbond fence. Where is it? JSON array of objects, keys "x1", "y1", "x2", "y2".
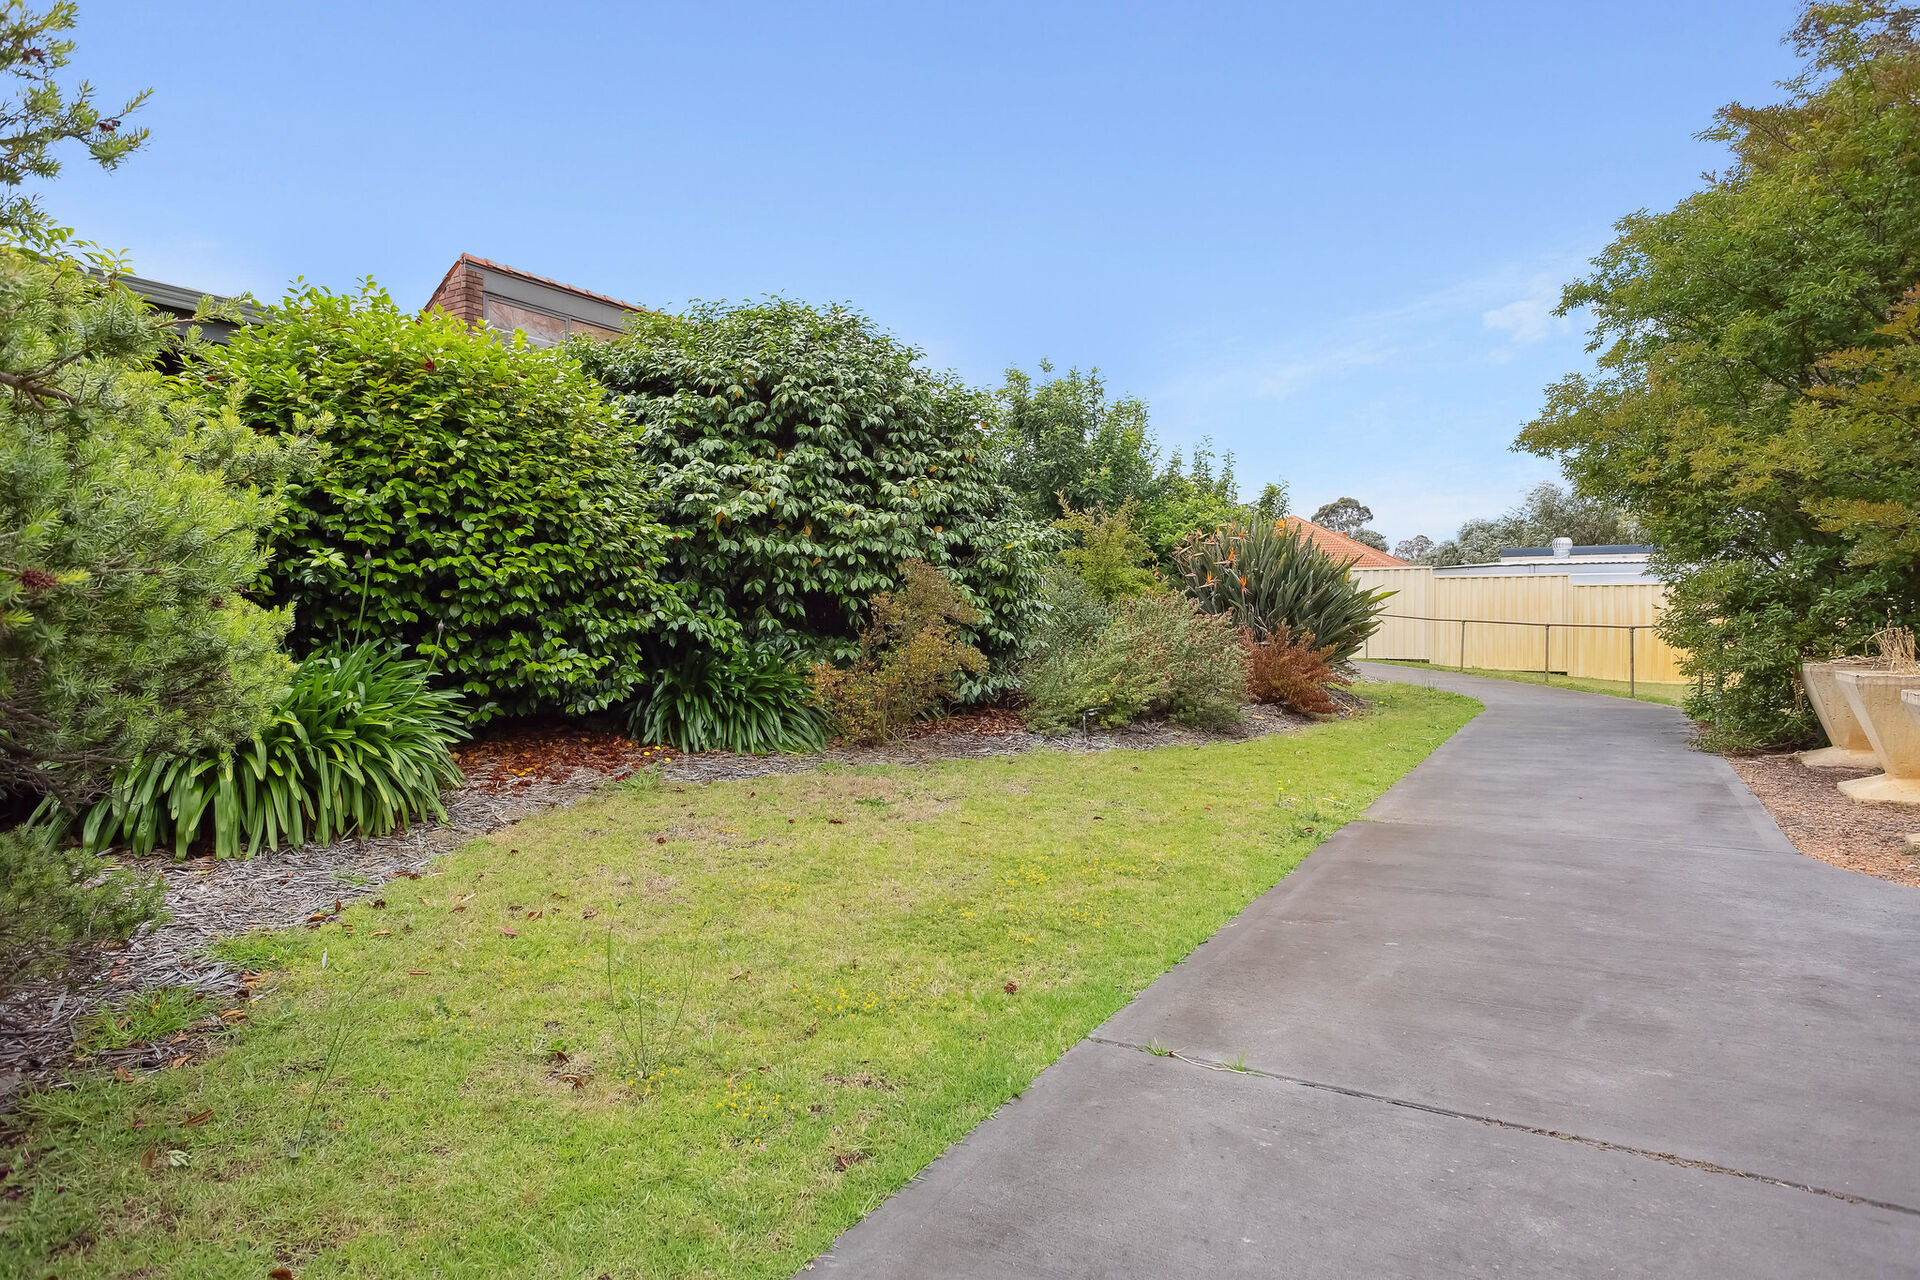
[{"x1": 1351, "y1": 566, "x2": 1687, "y2": 685}]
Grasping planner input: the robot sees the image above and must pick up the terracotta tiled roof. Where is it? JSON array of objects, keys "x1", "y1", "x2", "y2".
[{"x1": 1280, "y1": 517, "x2": 1410, "y2": 568}]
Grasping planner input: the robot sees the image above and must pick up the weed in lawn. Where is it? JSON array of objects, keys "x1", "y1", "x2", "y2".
[
  {"x1": 286, "y1": 974, "x2": 367, "y2": 1161},
  {"x1": 605, "y1": 926, "x2": 701, "y2": 1086},
  {"x1": 74, "y1": 987, "x2": 207, "y2": 1052}
]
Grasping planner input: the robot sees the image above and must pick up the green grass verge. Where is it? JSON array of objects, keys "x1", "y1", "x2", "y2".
[
  {"x1": 2, "y1": 683, "x2": 1475, "y2": 1280},
  {"x1": 1367, "y1": 660, "x2": 1690, "y2": 706}
]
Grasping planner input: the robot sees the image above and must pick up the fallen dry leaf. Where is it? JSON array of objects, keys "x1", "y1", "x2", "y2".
[
  {"x1": 499, "y1": 927, "x2": 519, "y2": 938},
  {"x1": 407, "y1": 969, "x2": 430, "y2": 976},
  {"x1": 183, "y1": 1109, "x2": 213, "y2": 1127},
  {"x1": 371, "y1": 930, "x2": 391, "y2": 937},
  {"x1": 1004, "y1": 981, "x2": 1019, "y2": 994}
]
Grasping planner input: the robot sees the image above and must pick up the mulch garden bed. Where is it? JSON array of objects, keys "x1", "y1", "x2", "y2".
[
  {"x1": 0, "y1": 701, "x2": 1315, "y2": 1103},
  {"x1": 1728, "y1": 753, "x2": 1920, "y2": 889}
]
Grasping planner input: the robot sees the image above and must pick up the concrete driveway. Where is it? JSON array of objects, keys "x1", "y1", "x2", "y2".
[{"x1": 812, "y1": 668, "x2": 1920, "y2": 1277}]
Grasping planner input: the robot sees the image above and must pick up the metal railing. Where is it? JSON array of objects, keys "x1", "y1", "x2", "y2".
[{"x1": 1362, "y1": 613, "x2": 1656, "y2": 698}]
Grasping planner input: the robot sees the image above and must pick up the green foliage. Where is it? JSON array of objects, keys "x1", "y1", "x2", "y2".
[
  {"x1": 1252, "y1": 482, "x2": 1290, "y2": 521},
  {"x1": 80, "y1": 644, "x2": 466, "y2": 860},
  {"x1": 0, "y1": 822, "x2": 161, "y2": 981},
  {"x1": 574, "y1": 301, "x2": 1052, "y2": 699},
  {"x1": 1412, "y1": 483, "x2": 1642, "y2": 566},
  {"x1": 1055, "y1": 497, "x2": 1157, "y2": 600},
  {"x1": 1391, "y1": 534, "x2": 1435, "y2": 562},
  {"x1": 1174, "y1": 520, "x2": 1390, "y2": 666},
  {"x1": 1243, "y1": 624, "x2": 1348, "y2": 716},
  {"x1": 1, "y1": 248, "x2": 300, "y2": 807},
  {"x1": 992, "y1": 361, "x2": 1255, "y2": 560},
  {"x1": 808, "y1": 560, "x2": 987, "y2": 744},
  {"x1": 1029, "y1": 564, "x2": 1117, "y2": 654},
  {"x1": 1019, "y1": 591, "x2": 1247, "y2": 733},
  {"x1": 1782, "y1": 287, "x2": 1920, "y2": 569},
  {"x1": 0, "y1": 2, "x2": 150, "y2": 245},
  {"x1": 1515, "y1": 2, "x2": 1920, "y2": 746},
  {"x1": 630, "y1": 644, "x2": 826, "y2": 754},
  {"x1": 201, "y1": 283, "x2": 684, "y2": 723}
]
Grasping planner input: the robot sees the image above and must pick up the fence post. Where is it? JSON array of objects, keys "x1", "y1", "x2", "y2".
[
  {"x1": 1459, "y1": 618, "x2": 1466, "y2": 673},
  {"x1": 1544, "y1": 623, "x2": 1551, "y2": 685},
  {"x1": 1629, "y1": 626, "x2": 1636, "y2": 699}
]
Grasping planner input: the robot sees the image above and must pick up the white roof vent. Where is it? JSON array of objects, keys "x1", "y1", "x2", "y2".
[{"x1": 1552, "y1": 537, "x2": 1573, "y2": 559}]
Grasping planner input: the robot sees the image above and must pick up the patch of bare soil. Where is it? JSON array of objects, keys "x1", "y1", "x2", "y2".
[
  {"x1": 0, "y1": 702, "x2": 1315, "y2": 1101},
  {"x1": 1729, "y1": 753, "x2": 1920, "y2": 889}
]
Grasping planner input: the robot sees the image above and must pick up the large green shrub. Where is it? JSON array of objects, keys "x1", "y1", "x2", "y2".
[
  {"x1": 1020, "y1": 591, "x2": 1247, "y2": 734},
  {"x1": 1174, "y1": 519, "x2": 1389, "y2": 667},
  {"x1": 200, "y1": 284, "x2": 686, "y2": 722},
  {"x1": 991, "y1": 361, "x2": 1257, "y2": 561},
  {"x1": 1, "y1": 249, "x2": 299, "y2": 808},
  {"x1": 80, "y1": 643, "x2": 466, "y2": 859},
  {"x1": 573, "y1": 300, "x2": 1053, "y2": 696}
]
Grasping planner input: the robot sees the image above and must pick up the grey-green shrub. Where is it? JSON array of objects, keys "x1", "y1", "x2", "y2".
[{"x1": 1020, "y1": 591, "x2": 1246, "y2": 733}]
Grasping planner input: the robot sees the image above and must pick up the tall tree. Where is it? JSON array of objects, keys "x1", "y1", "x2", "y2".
[
  {"x1": 0, "y1": 1, "x2": 301, "y2": 971},
  {"x1": 0, "y1": 1, "x2": 148, "y2": 245},
  {"x1": 1515, "y1": 1, "x2": 1920, "y2": 746},
  {"x1": 1309, "y1": 496, "x2": 1389, "y2": 550},
  {"x1": 991, "y1": 361, "x2": 1250, "y2": 559}
]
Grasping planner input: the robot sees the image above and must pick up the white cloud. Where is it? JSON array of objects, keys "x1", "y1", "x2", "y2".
[{"x1": 1482, "y1": 273, "x2": 1571, "y2": 346}]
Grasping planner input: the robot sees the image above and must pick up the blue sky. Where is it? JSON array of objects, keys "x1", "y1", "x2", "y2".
[{"x1": 58, "y1": 1, "x2": 1803, "y2": 545}]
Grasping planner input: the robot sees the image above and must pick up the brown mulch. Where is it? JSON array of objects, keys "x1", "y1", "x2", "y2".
[
  {"x1": 455, "y1": 723, "x2": 678, "y2": 792},
  {"x1": 1728, "y1": 753, "x2": 1920, "y2": 888},
  {"x1": 0, "y1": 699, "x2": 1320, "y2": 1103}
]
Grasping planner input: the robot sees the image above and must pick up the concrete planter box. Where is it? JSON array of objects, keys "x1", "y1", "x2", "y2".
[
  {"x1": 1800, "y1": 659, "x2": 1880, "y2": 769},
  {"x1": 1835, "y1": 669, "x2": 1920, "y2": 804}
]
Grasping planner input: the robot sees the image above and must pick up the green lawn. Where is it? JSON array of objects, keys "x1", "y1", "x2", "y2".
[
  {"x1": 1368, "y1": 659, "x2": 1691, "y2": 707},
  {"x1": 3, "y1": 683, "x2": 1476, "y2": 1280}
]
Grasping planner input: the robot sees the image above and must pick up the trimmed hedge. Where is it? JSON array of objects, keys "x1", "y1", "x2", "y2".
[{"x1": 198, "y1": 284, "x2": 687, "y2": 722}]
